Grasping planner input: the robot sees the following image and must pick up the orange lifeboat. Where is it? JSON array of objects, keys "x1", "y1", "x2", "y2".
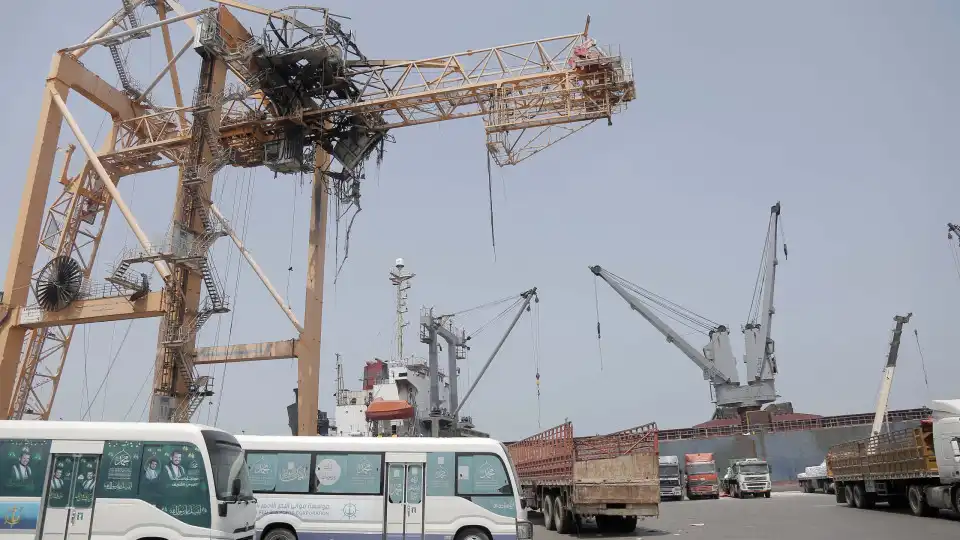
[{"x1": 365, "y1": 399, "x2": 415, "y2": 421}]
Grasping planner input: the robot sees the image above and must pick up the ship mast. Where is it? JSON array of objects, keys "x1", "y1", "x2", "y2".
[{"x1": 389, "y1": 259, "x2": 415, "y2": 364}]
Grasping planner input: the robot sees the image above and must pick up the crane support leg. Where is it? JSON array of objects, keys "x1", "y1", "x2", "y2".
[
  {"x1": 0, "y1": 71, "x2": 67, "y2": 413},
  {"x1": 293, "y1": 148, "x2": 330, "y2": 436}
]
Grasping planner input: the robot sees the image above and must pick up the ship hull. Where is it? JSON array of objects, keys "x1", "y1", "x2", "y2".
[{"x1": 660, "y1": 418, "x2": 922, "y2": 483}]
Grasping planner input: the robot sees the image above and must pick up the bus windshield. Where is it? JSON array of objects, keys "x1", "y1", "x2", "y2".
[
  {"x1": 499, "y1": 442, "x2": 521, "y2": 488},
  {"x1": 204, "y1": 432, "x2": 253, "y2": 501}
]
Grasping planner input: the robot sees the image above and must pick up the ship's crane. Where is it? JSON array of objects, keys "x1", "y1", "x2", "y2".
[
  {"x1": 590, "y1": 202, "x2": 785, "y2": 413},
  {"x1": 420, "y1": 287, "x2": 538, "y2": 437},
  {"x1": 0, "y1": 0, "x2": 634, "y2": 432},
  {"x1": 870, "y1": 313, "x2": 912, "y2": 438}
]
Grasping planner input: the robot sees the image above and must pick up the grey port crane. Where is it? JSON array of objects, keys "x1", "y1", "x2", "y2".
[
  {"x1": 591, "y1": 202, "x2": 785, "y2": 414},
  {"x1": 420, "y1": 287, "x2": 538, "y2": 437}
]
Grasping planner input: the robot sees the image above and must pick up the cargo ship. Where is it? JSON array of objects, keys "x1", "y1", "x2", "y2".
[
  {"x1": 330, "y1": 259, "x2": 487, "y2": 438},
  {"x1": 656, "y1": 406, "x2": 931, "y2": 484}
]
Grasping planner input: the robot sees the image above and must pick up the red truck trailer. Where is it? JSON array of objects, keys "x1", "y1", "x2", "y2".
[{"x1": 507, "y1": 421, "x2": 660, "y2": 534}]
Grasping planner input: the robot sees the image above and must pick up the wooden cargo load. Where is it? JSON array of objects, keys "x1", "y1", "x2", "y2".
[
  {"x1": 507, "y1": 421, "x2": 659, "y2": 511},
  {"x1": 826, "y1": 420, "x2": 938, "y2": 481}
]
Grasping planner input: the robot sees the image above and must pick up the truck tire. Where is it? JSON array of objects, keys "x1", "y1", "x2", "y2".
[
  {"x1": 595, "y1": 515, "x2": 611, "y2": 533},
  {"x1": 619, "y1": 516, "x2": 638, "y2": 533},
  {"x1": 763, "y1": 492, "x2": 771, "y2": 498},
  {"x1": 542, "y1": 494, "x2": 556, "y2": 531},
  {"x1": 554, "y1": 496, "x2": 571, "y2": 534},
  {"x1": 852, "y1": 484, "x2": 874, "y2": 509},
  {"x1": 907, "y1": 484, "x2": 937, "y2": 517},
  {"x1": 844, "y1": 485, "x2": 855, "y2": 507},
  {"x1": 954, "y1": 486, "x2": 960, "y2": 513},
  {"x1": 835, "y1": 484, "x2": 846, "y2": 504}
]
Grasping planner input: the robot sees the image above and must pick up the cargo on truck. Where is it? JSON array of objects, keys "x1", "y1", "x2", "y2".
[
  {"x1": 507, "y1": 421, "x2": 659, "y2": 534},
  {"x1": 722, "y1": 457, "x2": 771, "y2": 498},
  {"x1": 659, "y1": 455, "x2": 683, "y2": 501},
  {"x1": 684, "y1": 453, "x2": 720, "y2": 500},
  {"x1": 797, "y1": 459, "x2": 833, "y2": 494},
  {"x1": 827, "y1": 399, "x2": 960, "y2": 517}
]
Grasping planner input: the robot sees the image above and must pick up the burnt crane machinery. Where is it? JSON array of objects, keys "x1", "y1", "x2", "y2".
[
  {"x1": 591, "y1": 202, "x2": 785, "y2": 419},
  {"x1": 0, "y1": 1, "x2": 634, "y2": 432}
]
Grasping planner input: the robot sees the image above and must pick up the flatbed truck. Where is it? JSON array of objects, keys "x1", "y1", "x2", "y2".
[
  {"x1": 797, "y1": 460, "x2": 834, "y2": 494},
  {"x1": 828, "y1": 399, "x2": 960, "y2": 517},
  {"x1": 507, "y1": 421, "x2": 660, "y2": 534}
]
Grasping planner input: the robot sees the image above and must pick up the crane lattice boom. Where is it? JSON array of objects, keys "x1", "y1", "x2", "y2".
[{"x1": 0, "y1": 2, "x2": 634, "y2": 426}]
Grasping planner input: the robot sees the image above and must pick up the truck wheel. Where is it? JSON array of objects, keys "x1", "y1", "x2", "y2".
[
  {"x1": 554, "y1": 496, "x2": 571, "y2": 534},
  {"x1": 954, "y1": 486, "x2": 960, "y2": 513},
  {"x1": 907, "y1": 484, "x2": 937, "y2": 517},
  {"x1": 835, "y1": 484, "x2": 847, "y2": 504},
  {"x1": 595, "y1": 515, "x2": 610, "y2": 533},
  {"x1": 852, "y1": 484, "x2": 875, "y2": 509},
  {"x1": 844, "y1": 485, "x2": 855, "y2": 507},
  {"x1": 542, "y1": 495, "x2": 556, "y2": 531},
  {"x1": 763, "y1": 492, "x2": 771, "y2": 498},
  {"x1": 619, "y1": 516, "x2": 638, "y2": 533}
]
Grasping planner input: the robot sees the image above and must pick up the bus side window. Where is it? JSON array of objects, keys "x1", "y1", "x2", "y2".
[
  {"x1": 0, "y1": 439, "x2": 51, "y2": 498},
  {"x1": 456, "y1": 454, "x2": 513, "y2": 495},
  {"x1": 426, "y1": 452, "x2": 455, "y2": 496},
  {"x1": 138, "y1": 443, "x2": 211, "y2": 529},
  {"x1": 951, "y1": 438, "x2": 960, "y2": 462},
  {"x1": 96, "y1": 440, "x2": 144, "y2": 498},
  {"x1": 247, "y1": 452, "x2": 312, "y2": 494},
  {"x1": 312, "y1": 453, "x2": 382, "y2": 495}
]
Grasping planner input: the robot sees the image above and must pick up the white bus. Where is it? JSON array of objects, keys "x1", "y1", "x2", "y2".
[
  {"x1": 234, "y1": 435, "x2": 532, "y2": 540},
  {"x1": 0, "y1": 421, "x2": 256, "y2": 540}
]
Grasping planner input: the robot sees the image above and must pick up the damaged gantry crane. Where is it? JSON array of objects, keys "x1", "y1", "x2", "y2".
[{"x1": 0, "y1": 0, "x2": 634, "y2": 434}]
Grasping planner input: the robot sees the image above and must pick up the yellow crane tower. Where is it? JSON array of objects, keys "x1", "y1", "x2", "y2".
[{"x1": 0, "y1": 0, "x2": 635, "y2": 434}]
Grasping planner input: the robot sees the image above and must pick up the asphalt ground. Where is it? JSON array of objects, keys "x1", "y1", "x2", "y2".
[{"x1": 531, "y1": 492, "x2": 960, "y2": 540}]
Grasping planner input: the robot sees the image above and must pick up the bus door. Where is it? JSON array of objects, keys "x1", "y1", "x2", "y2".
[
  {"x1": 384, "y1": 452, "x2": 426, "y2": 540},
  {"x1": 40, "y1": 440, "x2": 104, "y2": 540}
]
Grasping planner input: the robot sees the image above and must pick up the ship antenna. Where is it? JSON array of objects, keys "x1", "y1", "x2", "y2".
[{"x1": 390, "y1": 258, "x2": 415, "y2": 364}]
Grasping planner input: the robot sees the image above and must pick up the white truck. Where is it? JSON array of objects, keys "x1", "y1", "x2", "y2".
[
  {"x1": 723, "y1": 457, "x2": 772, "y2": 498},
  {"x1": 797, "y1": 460, "x2": 834, "y2": 494},
  {"x1": 659, "y1": 455, "x2": 683, "y2": 501},
  {"x1": 829, "y1": 399, "x2": 960, "y2": 517}
]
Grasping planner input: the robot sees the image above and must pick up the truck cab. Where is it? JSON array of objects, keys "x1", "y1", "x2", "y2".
[
  {"x1": 727, "y1": 457, "x2": 771, "y2": 498},
  {"x1": 658, "y1": 455, "x2": 683, "y2": 501},
  {"x1": 684, "y1": 453, "x2": 720, "y2": 499}
]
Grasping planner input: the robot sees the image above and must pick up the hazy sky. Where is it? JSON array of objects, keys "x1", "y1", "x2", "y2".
[{"x1": 1, "y1": 1, "x2": 958, "y2": 441}]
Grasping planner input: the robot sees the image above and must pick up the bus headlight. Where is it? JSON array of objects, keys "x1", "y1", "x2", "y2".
[{"x1": 517, "y1": 520, "x2": 533, "y2": 540}]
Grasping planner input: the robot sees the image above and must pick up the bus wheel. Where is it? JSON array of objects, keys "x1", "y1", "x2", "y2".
[
  {"x1": 262, "y1": 527, "x2": 297, "y2": 540},
  {"x1": 542, "y1": 494, "x2": 556, "y2": 531},
  {"x1": 456, "y1": 527, "x2": 491, "y2": 540}
]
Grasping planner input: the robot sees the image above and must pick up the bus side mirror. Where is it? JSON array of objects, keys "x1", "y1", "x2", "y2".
[
  {"x1": 232, "y1": 477, "x2": 242, "y2": 497},
  {"x1": 218, "y1": 502, "x2": 228, "y2": 517}
]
